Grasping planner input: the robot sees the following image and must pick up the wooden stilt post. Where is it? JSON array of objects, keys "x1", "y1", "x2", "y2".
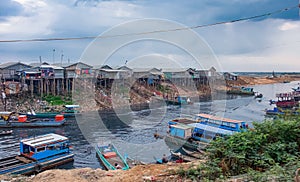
[{"x1": 30, "y1": 78, "x2": 33, "y2": 97}]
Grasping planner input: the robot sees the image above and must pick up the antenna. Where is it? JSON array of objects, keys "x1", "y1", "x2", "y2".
[
  {"x1": 52, "y1": 49, "x2": 56, "y2": 63},
  {"x1": 61, "y1": 50, "x2": 64, "y2": 65}
]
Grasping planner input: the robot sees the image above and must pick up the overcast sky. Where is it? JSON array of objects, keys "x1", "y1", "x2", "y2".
[{"x1": 0, "y1": 0, "x2": 299, "y2": 72}]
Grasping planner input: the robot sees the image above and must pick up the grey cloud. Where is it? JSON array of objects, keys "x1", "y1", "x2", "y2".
[{"x1": 0, "y1": 0, "x2": 24, "y2": 19}]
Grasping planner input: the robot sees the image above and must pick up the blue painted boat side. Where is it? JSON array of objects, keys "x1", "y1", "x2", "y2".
[
  {"x1": 0, "y1": 119, "x2": 65, "y2": 128},
  {"x1": 0, "y1": 133, "x2": 73, "y2": 175}
]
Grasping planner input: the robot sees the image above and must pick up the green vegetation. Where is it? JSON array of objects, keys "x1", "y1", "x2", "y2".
[
  {"x1": 178, "y1": 118, "x2": 300, "y2": 181},
  {"x1": 42, "y1": 95, "x2": 73, "y2": 105}
]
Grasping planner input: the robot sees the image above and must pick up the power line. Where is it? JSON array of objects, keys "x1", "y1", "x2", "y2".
[{"x1": 0, "y1": 5, "x2": 298, "y2": 43}]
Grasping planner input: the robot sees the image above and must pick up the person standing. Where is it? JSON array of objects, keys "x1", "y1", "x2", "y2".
[{"x1": 1, "y1": 91, "x2": 6, "y2": 111}]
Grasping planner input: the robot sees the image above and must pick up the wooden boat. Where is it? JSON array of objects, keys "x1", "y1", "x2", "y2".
[
  {"x1": 0, "y1": 133, "x2": 74, "y2": 175},
  {"x1": 227, "y1": 86, "x2": 255, "y2": 95},
  {"x1": 26, "y1": 105, "x2": 80, "y2": 118},
  {"x1": 169, "y1": 150, "x2": 195, "y2": 162},
  {"x1": 254, "y1": 93, "x2": 263, "y2": 99},
  {"x1": 0, "y1": 130, "x2": 13, "y2": 136},
  {"x1": 95, "y1": 144, "x2": 130, "y2": 170},
  {"x1": 0, "y1": 114, "x2": 66, "y2": 128},
  {"x1": 181, "y1": 147, "x2": 203, "y2": 159},
  {"x1": 165, "y1": 96, "x2": 192, "y2": 106}
]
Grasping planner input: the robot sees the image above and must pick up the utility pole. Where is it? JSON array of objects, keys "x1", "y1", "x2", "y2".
[
  {"x1": 52, "y1": 49, "x2": 56, "y2": 63},
  {"x1": 61, "y1": 50, "x2": 64, "y2": 65}
]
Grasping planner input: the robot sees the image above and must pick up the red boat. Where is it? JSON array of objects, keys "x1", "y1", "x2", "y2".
[
  {"x1": 276, "y1": 100, "x2": 299, "y2": 108},
  {"x1": 275, "y1": 92, "x2": 300, "y2": 108}
]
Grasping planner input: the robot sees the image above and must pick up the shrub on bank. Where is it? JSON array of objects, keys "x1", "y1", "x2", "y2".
[
  {"x1": 42, "y1": 94, "x2": 73, "y2": 105},
  {"x1": 178, "y1": 118, "x2": 300, "y2": 181}
]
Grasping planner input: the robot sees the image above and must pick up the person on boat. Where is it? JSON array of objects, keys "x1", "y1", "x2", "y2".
[
  {"x1": 162, "y1": 154, "x2": 168, "y2": 163},
  {"x1": 187, "y1": 97, "x2": 191, "y2": 104},
  {"x1": 115, "y1": 163, "x2": 122, "y2": 169}
]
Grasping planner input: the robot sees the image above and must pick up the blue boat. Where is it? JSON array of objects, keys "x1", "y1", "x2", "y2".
[
  {"x1": 165, "y1": 123, "x2": 210, "y2": 151},
  {"x1": 166, "y1": 117, "x2": 236, "y2": 150},
  {"x1": 0, "y1": 114, "x2": 66, "y2": 128},
  {"x1": 0, "y1": 133, "x2": 74, "y2": 175},
  {"x1": 266, "y1": 107, "x2": 284, "y2": 115},
  {"x1": 95, "y1": 144, "x2": 130, "y2": 170},
  {"x1": 195, "y1": 113, "x2": 248, "y2": 132}
]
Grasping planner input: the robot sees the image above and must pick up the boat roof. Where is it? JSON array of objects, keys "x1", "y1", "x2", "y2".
[
  {"x1": 21, "y1": 133, "x2": 68, "y2": 147},
  {"x1": 188, "y1": 123, "x2": 235, "y2": 135},
  {"x1": 170, "y1": 124, "x2": 193, "y2": 130},
  {"x1": 171, "y1": 118, "x2": 196, "y2": 124},
  {"x1": 64, "y1": 105, "x2": 80, "y2": 108},
  {"x1": 196, "y1": 113, "x2": 244, "y2": 124},
  {"x1": 0, "y1": 111, "x2": 12, "y2": 115}
]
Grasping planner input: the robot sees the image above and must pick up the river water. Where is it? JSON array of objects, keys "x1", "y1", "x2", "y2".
[{"x1": 0, "y1": 81, "x2": 298, "y2": 169}]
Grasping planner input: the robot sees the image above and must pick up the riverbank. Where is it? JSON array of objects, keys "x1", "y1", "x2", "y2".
[
  {"x1": 0, "y1": 161, "x2": 202, "y2": 182},
  {"x1": 227, "y1": 75, "x2": 300, "y2": 86},
  {"x1": 1, "y1": 75, "x2": 300, "y2": 113}
]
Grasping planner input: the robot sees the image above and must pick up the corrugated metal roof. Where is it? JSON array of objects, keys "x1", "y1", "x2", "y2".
[
  {"x1": 0, "y1": 62, "x2": 29, "y2": 69},
  {"x1": 161, "y1": 68, "x2": 189, "y2": 72},
  {"x1": 196, "y1": 113, "x2": 244, "y2": 124}
]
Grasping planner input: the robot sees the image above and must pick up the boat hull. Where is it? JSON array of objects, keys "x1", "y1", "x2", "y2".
[
  {"x1": 26, "y1": 113, "x2": 78, "y2": 118},
  {"x1": 95, "y1": 144, "x2": 129, "y2": 171},
  {"x1": 0, "y1": 119, "x2": 66, "y2": 128},
  {"x1": 164, "y1": 135, "x2": 209, "y2": 151},
  {"x1": 0, "y1": 153, "x2": 74, "y2": 175}
]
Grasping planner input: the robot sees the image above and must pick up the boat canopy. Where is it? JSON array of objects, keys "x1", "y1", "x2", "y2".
[
  {"x1": 188, "y1": 123, "x2": 235, "y2": 135},
  {"x1": 21, "y1": 133, "x2": 68, "y2": 147},
  {"x1": 196, "y1": 113, "x2": 244, "y2": 124}
]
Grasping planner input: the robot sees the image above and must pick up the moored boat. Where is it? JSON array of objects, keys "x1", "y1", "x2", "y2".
[
  {"x1": 195, "y1": 113, "x2": 248, "y2": 132},
  {"x1": 227, "y1": 86, "x2": 255, "y2": 95},
  {"x1": 165, "y1": 123, "x2": 210, "y2": 151},
  {"x1": 0, "y1": 133, "x2": 74, "y2": 175},
  {"x1": 95, "y1": 144, "x2": 130, "y2": 170},
  {"x1": 265, "y1": 107, "x2": 284, "y2": 115},
  {"x1": 26, "y1": 105, "x2": 80, "y2": 118},
  {"x1": 0, "y1": 114, "x2": 66, "y2": 128},
  {"x1": 165, "y1": 96, "x2": 192, "y2": 106}
]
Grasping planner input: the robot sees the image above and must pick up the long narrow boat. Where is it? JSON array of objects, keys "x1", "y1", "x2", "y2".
[
  {"x1": 95, "y1": 144, "x2": 130, "y2": 170},
  {"x1": 0, "y1": 133, "x2": 74, "y2": 175},
  {"x1": 181, "y1": 147, "x2": 203, "y2": 159},
  {"x1": 227, "y1": 86, "x2": 255, "y2": 95},
  {"x1": 26, "y1": 105, "x2": 80, "y2": 118},
  {"x1": 0, "y1": 115, "x2": 66, "y2": 128},
  {"x1": 195, "y1": 113, "x2": 248, "y2": 132}
]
